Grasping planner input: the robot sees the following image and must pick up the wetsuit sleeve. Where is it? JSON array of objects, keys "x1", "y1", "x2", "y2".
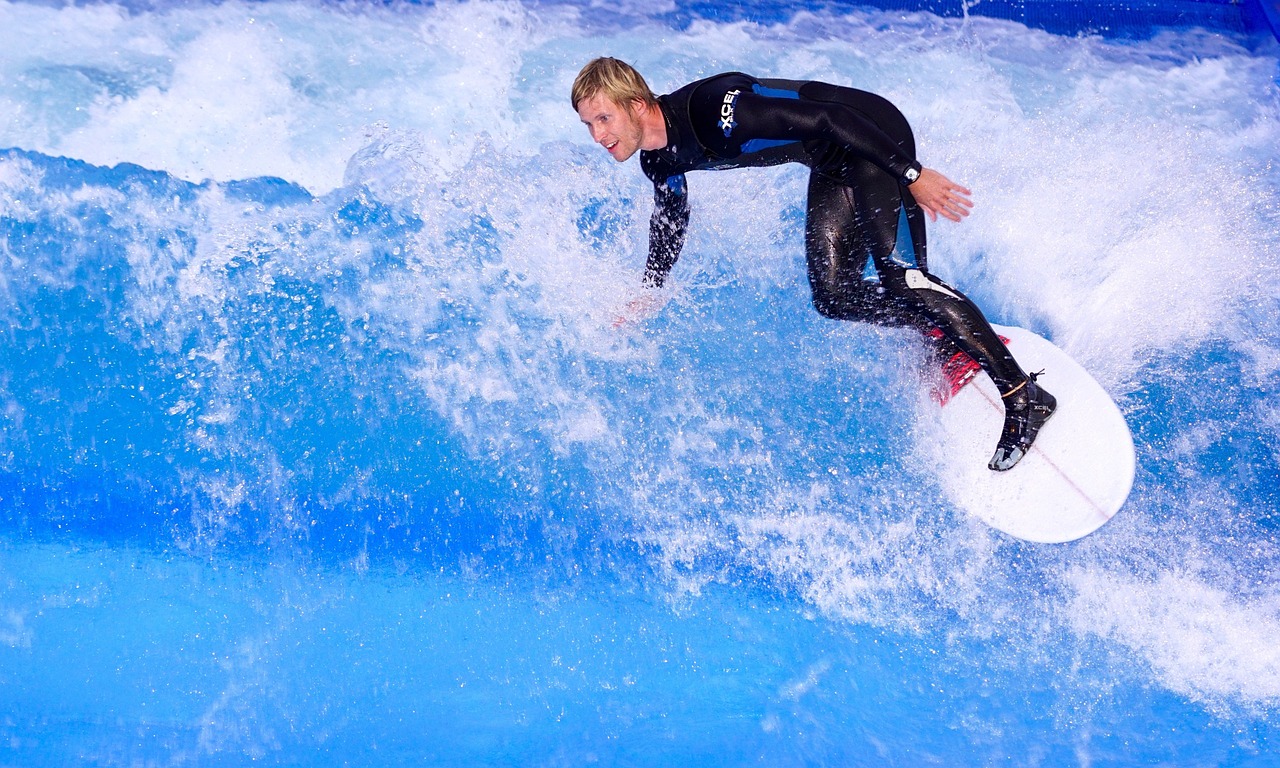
[
  {"x1": 644, "y1": 175, "x2": 690, "y2": 288},
  {"x1": 731, "y1": 92, "x2": 922, "y2": 184}
]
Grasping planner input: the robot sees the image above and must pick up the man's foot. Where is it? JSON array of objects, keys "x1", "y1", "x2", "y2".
[{"x1": 988, "y1": 376, "x2": 1057, "y2": 471}]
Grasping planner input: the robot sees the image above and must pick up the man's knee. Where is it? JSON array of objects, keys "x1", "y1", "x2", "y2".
[
  {"x1": 811, "y1": 286, "x2": 873, "y2": 322},
  {"x1": 875, "y1": 266, "x2": 952, "y2": 301},
  {"x1": 902, "y1": 269, "x2": 963, "y2": 300},
  {"x1": 810, "y1": 283, "x2": 914, "y2": 326},
  {"x1": 812, "y1": 295, "x2": 855, "y2": 321}
]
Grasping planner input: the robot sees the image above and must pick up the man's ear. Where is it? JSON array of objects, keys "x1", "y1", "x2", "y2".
[{"x1": 629, "y1": 97, "x2": 649, "y2": 116}]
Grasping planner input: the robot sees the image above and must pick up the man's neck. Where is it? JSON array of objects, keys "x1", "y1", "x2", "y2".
[{"x1": 639, "y1": 100, "x2": 670, "y2": 151}]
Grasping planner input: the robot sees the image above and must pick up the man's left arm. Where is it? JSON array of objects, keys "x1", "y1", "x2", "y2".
[
  {"x1": 732, "y1": 93, "x2": 971, "y2": 221},
  {"x1": 731, "y1": 93, "x2": 921, "y2": 185}
]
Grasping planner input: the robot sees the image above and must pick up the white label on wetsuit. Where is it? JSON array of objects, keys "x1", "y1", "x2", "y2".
[
  {"x1": 719, "y1": 89, "x2": 741, "y2": 137},
  {"x1": 905, "y1": 269, "x2": 962, "y2": 300}
]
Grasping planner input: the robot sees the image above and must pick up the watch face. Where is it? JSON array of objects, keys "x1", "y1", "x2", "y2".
[{"x1": 905, "y1": 167, "x2": 920, "y2": 183}]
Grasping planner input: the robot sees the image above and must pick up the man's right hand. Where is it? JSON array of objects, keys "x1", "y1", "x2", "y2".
[{"x1": 612, "y1": 291, "x2": 665, "y2": 328}]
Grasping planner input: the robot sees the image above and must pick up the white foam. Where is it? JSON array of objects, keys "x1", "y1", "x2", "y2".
[
  {"x1": 1066, "y1": 567, "x2": 1280, "y2": 706},
  {"x1": 0, "y1": 0, "x2": 577, "y2": 192},
  {"x1": 5, "y1": 0, "x2": 1280, "y2": 712}
]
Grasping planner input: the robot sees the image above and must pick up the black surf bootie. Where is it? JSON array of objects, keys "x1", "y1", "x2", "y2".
[{"x1": 988, "y1": 376, "x2": 1057, "y2": 471}]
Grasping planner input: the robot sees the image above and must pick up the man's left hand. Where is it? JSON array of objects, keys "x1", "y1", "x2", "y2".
[{"x1": 911, "y1": 168, "x2": 973, "y2": 223}]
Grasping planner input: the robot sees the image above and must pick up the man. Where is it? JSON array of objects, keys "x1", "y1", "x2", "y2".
[{"x1": 571, "y1": 57, "x2": 1055, "y2": 471}]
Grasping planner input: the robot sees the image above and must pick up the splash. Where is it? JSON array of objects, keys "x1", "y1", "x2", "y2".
[{"x1": 2, "y1": 0, "x2": 1280, "y2": 761}]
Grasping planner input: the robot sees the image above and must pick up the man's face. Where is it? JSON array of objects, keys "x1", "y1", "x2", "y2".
[{"x1": 576, "y1": 93, "x2": 646, "y2": 163}]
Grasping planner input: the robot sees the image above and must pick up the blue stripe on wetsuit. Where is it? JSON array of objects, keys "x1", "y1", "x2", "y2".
[
  {"x1": 741, "y1": 83, "x2": 802, "y2": 155},
  {"x1": 741, "y1": 84, "x2": 918, "y2": 283},
  {"x1": 752, "y1": 83, "x2": 800, "y2": 100},
  {"x1": 863, "y1": 205, "x2": 918, "y2": 282}
]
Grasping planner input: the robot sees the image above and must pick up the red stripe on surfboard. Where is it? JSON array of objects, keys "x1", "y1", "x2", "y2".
[{"x1": 931, "y1": 334, "x2": 1010, "y2": 406}]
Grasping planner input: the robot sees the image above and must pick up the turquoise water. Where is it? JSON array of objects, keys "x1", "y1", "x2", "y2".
[{"x1": 1, "y1": 1, "x2": 1279, "y2": 764}]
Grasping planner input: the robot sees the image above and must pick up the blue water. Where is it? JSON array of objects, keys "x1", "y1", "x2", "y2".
[{"x1": 2, "y1": 0, "x2": 1279, "y2": 764}]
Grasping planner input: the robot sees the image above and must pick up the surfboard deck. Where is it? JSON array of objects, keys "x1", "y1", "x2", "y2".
[{"x1": 919, "y1": 324, "x2": 1135, "y2": 543}]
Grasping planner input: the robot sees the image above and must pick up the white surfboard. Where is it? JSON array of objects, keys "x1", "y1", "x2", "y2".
[{"x1": 918, "y1": 325, "x2": 1135, "y2": 543}]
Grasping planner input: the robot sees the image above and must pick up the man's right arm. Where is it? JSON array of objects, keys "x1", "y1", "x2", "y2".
[{"x1": 643, "y1": 175, "x2": 690, "y2": 288}]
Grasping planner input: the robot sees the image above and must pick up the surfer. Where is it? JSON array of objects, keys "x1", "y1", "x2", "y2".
[{"x1": 571, "y1": 58, "x2": 1055, "y2": 471}]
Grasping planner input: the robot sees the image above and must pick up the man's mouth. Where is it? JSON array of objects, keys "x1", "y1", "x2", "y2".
[{"x1": 604, "y1": 140, "x2": 618, "y2": 153}]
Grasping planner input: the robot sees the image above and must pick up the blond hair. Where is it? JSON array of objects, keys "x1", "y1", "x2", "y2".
[{"x1": 571, "y1": 57, "x2": 658, "y2": 112}]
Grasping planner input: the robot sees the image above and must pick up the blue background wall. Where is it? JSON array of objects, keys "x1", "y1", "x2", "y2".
[{"x1": 671, "y1": 0, "x2": 1280, "y2": 42}]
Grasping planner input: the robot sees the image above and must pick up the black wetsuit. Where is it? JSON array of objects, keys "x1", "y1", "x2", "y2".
[{"x1": 640, "y1": 72, "x2": 1029, "y2": 395}]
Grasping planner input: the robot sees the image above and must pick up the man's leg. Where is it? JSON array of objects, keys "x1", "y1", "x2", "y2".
[
  {"x1": 804, "y1": 170, "x2": 920, "y2": 325},
  {"x1": 804, "y1": 158, "x2": 1020, "y2": 385},
  {"x1": 881, "y1": 190, "x2": 1058, "y2": 470},
  {"x1": 804, "y1": 163, "x2": 1055, "y2": 471},
  {"x1": 875, "y1": 203, "x2": 1057, "y2": 470}
]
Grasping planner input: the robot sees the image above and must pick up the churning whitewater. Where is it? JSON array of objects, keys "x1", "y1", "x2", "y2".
[{"x1": 1, "y1": 0, "x2": 1279, "y2": 763}]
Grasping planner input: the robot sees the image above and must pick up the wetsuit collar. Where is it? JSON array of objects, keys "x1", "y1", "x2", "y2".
[{"x1": 657, "y1": 98, "x2": 678, "y2": 152}]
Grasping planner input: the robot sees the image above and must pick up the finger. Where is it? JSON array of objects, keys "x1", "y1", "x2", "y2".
[
  {"x1": 938, "y1": 200, "x2": 964, "y2": 222},
  {"x1": 939, "y1": 194, "x2": 971, "y2": 218}
]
